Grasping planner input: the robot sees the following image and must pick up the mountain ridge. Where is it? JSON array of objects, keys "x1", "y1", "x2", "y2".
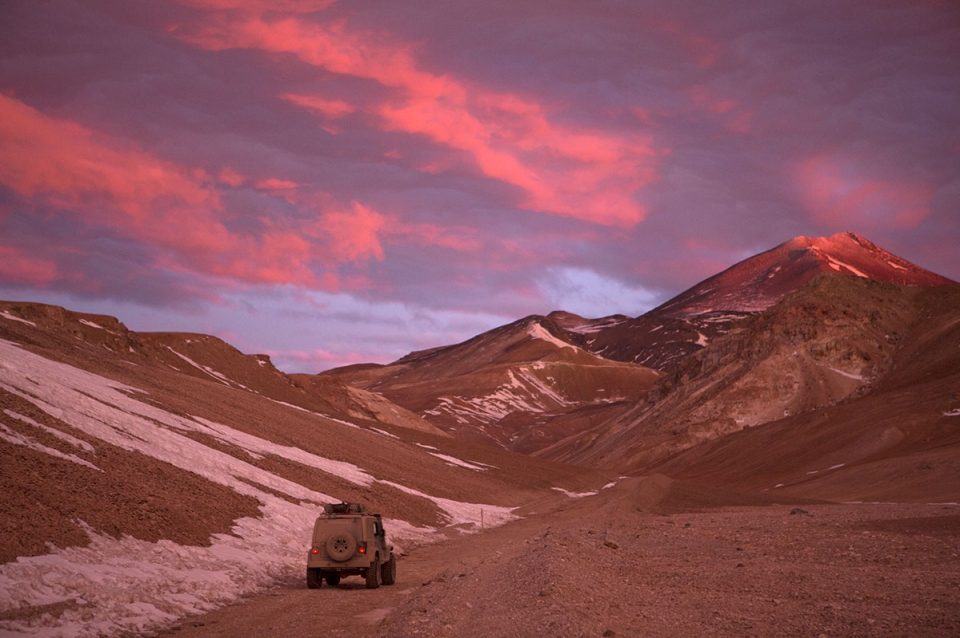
[
  {"x1": 2, "y1": 231, "x2": 958, "y2": 636},
  {"x1": 565, "y1": 231, "x2": 955, "y2": 370},
  {"x1": 322, "y1": 232, "x2": 956, "y2": 458}
]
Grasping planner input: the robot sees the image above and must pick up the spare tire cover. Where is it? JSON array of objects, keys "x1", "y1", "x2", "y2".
[{"x1": 325, "y1": 532, "x2": 357, "y2": 562}]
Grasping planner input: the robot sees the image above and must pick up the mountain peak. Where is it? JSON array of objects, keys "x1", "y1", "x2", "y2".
[{"x1": 654, "y1": 231, "x2": 953, "y2": 319}]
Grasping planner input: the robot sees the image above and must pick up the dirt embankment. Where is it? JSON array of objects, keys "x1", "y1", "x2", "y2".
[{"x1": 157, "y1": 478, "x2": 960, "y2": 638}]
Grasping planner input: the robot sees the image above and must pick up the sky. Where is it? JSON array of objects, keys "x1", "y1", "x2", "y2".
[{"x1": 1, "y1": 0, "x2": 958, "y2": 372}]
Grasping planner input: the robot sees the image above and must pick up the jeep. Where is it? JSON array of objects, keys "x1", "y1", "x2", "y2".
[{"x1": 306, "y1": 502, "x2": 397, "y2": 589}]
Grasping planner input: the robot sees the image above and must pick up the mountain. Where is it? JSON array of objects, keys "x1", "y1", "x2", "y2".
[
  {"x1": 536, "y1": 273, "x2": 960, "y2": 471},
  {"x1": 638, "y1": 279, "x2": 960, "y2": 504},
  {"x1": 324, "y1": 315, "x2": 659, "y2": 452},
  {"x1": 0, "y1": 300, "x2": 613, "y2": 635},
  {"x1": 568, "y1": 231, "x2": 955, "y2": 371},
  {"x1": 324, "y1": 232, "x2": 955, "y2": 457},
  {"x1": 2, "y1": 230, "x2": 958, "y2": 636}
]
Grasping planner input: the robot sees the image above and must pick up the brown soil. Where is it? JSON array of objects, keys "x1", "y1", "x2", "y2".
[
  {"x1": 0, "y1": 391, "x2": 261, "y2": 565},
  {"x1": 153, "y1": 479, "x2": 960, "y2": 638}
]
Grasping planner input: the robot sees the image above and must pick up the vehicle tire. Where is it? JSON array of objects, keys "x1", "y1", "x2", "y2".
[
  {"x1": 325, "y1": 532, "x2": 357, "y2": 562},
  {"x1": 325, "y1": 572, "x2": 340, "y2": 587},
  {"x1": 306, "y1": 568, "x2": 322, "y2": 589},
  {"x1": 381, "y1": 554, "x2": 397, "y2": 586},
  {"x1": 365, "y1": 555, "x2": 381, "y2": 589}
]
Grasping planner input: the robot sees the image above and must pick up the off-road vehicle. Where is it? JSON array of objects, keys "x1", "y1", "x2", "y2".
[{"x1": 306, "y1": 502, "x2": 397, "y2": 589}]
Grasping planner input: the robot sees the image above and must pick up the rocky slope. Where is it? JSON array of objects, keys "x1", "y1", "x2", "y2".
[
  {"x1": 0, "y1": 301, "x2": 611, "y2": 637},
  {"x1": 567, "y1": 231, "x2": 955, "y2": 371},
  {"x1": 653, "y1": 281, "x2": 960, "y2": 503},
  {"x1": 324, "y1": 315, "x2": 659, "y2": 452},
  {"x1": 324, "y1": 232, "x2": 955, "y2": 461},
  {"x1": 537, "y1": 275, "x2": 960, "y2": 503}
]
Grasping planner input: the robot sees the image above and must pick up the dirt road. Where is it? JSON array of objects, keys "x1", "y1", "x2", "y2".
[{"x1": 156, "y1": 479, "x2": 960, "y2": 638}]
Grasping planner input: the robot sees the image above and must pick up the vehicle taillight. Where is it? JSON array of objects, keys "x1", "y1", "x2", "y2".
[
  {"x1": 310, "y1": 548, "x2": 319, "y2": 554},
  {"x1": 358, "y1": 542, "x2": 367, "y2": 554}
]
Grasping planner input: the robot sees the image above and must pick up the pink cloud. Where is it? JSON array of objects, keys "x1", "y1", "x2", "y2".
[
  {"x1": 0, "y1": 94, "x2": 387, "y2": 292},
  {"x1": 389, "y1": 222, "x2": 483, "y2": 253},
  {"x1": 175, "y1": 10, "x2": 659, "y2": 227},
  {"x1": 268, "y1": 347, "x2": 383, "y2": 368},
  {"x1": 218, "y1": 167, "x2": 247, "y2": 187},
  {"x1": 255, "y1": 177, "x2": 300, "y2": 190},
  {"x1": 654, "y1": 18, "x2": 721, "y2": 68},
  {"x1": 283, "y1": 93, "x2": 355, "y2": 119},
  {"x1": 0, "y1": 245, "x2": 58, "y2": 285},
  {"x1": 312, "y1": 202, "x2": 386, "y2": 263},
  {"x1": 0, "y1": 94, "x2": 220, "y2": 225},
  {"x1": 686, "y1": 86, "x2": 754, "y2": 134},
  {"x1": 797, "y1": 154, "x2": 932, "y2": 230},
  {"x1": 174, "y1": 0, "x2": 337, "y2": 13}
]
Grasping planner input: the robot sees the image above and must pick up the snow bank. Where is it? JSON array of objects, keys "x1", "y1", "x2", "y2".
[
  {"x1": 0, "y1": 497, "x2": 317, "y2": 637},
  {"x1": 381, "y1": 481, "x2": 518, "y2": 530}
]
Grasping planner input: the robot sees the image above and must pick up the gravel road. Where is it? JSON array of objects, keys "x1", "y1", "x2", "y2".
[{"x1": 156, "y1": 480, "x2": 960, "y2": 638}]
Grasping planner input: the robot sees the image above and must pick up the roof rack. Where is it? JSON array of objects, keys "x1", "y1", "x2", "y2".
[{"x1": 323, "y1": 502, "x2": 365, "y2": 515}]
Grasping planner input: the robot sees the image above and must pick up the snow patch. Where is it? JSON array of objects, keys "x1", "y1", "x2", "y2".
[
  {"x1": 4, "y1": 409, "x2": 97, "y2": 454},
  {"x1": 166, "y1": 347, "x2": 237, "y2": 388},
  {"x1": 79, "y1": 319, "x2": 105, "y2": 330},
  {"x1": 825, "y1": 255, "x2": 868, "y2": 278},
  {"x1": 268, "y1": 399, "x2": 360, "y2": 430},
  {"x1": 552, "y1": 487, "x2": 598, "y2": 498},
  {"x1": 428, "y1": 453, "x2": 489, "y2": 471},
  {"x1": 380, "y1": 481, "x2": 517, "y2": 530},
  {"x1": 424, "y1": 365, "x2": 569, "y2": 425},
  {"x1": 943, "y1": 408, "x2": 960, "y2": 417},
  {"x1": 806, "y1": 463, "x2": 845, "y2": 475},
  {"x1": 527, "y1": 322, "x2": 576, "y2": 350},
  {"x1": 0, "y1": 497, "x2": 329, "y2": 638},
  {"x1": 0, "y1": 421, "x2": 101, "y2": 472},
  {"x1": 825, "y1": 366, "x2": 863, "y2": 381},
  {"x1": 563, "y1": 317, "x2": 626, "y2": 334},
  {"x1": 0, "y1": 311, "x2": 35, "y2": 327}
]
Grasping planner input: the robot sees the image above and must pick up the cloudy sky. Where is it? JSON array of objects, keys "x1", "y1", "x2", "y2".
[{"x1": 1, "y1": 1, "x2": 958, "y2": 372}]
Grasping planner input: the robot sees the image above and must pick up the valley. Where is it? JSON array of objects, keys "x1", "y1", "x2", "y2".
[{"x1": 1, "y1": 232, "x2": 959, "y2": 637}]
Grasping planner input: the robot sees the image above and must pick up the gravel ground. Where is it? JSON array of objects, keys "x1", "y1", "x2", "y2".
[{"x1": 156, "y1": 480, "x2": 960, "y2": 638}]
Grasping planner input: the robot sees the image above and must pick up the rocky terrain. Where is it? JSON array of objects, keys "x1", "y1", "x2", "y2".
[
  {"x1": 1, "y1": 232, "x2": 958, "y2": 637},
  {"x1": 150, "y1": 481, "x2": 960, "y2": 638},
  {"x1": 324, "y1": 315, "x2": 659, "y2": 452},
  {"x1": 539, "y1": 275, "x2": 960, "y2": 481},
  {"x1": 543, "y1": 232, "x2": 954, "y2": 371}
]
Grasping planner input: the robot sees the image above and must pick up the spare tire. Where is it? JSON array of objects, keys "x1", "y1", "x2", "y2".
[{"x1": 325, "y1": 532, "x2": 357, "y2": 562}]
